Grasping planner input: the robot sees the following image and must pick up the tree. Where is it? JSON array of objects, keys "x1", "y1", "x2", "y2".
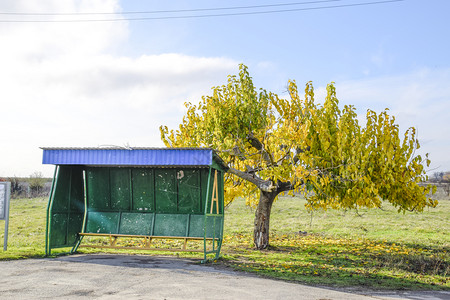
[
  {"x1": 443, "y1": 172, "x2": 450, "y2": 183},
  {"x1": 432, "y1": 172, "x2": 444, "y2": 183},
  {"x1": 430, "y1": 171, "x2": 450, "y2": 197},
  {"x1": 160, "y1": 64, "x2": 436, "y2": 250},
  {"x1": 29, "y1": 171, "x2": 45, "y2": 197},
  {"x1": 8, "y1": 176, "x2": 23, "y2": 198},
  {"x1": 442, "y1": 172, "x2": 450, "y2": 197}
]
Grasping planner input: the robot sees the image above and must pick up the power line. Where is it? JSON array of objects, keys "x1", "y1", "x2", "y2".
[
  {"x1": 0, "y1": 0, "x2": 404, "y2": 23},
  {"x1": 0, "y1": 0, "x2": 344, "y2": 16}
]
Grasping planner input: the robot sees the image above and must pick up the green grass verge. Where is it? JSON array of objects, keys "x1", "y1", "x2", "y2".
[
  {"x1": 0, "y1": 197, "x2": 47, "y2": 259},
  {"x1": 0, "y1": 196, "x2": 448, "y2": 290},
  {"x1": 221, "y1": 196, "x2": 449, "y2": 290}
]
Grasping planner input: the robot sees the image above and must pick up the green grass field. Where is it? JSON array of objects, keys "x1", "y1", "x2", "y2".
[
  {"x1": 0, "y1": 195, "x2": 448, "y2": 290},
  {"x1": 222, "y1": 196, "x2": 449, "y2": 290}
]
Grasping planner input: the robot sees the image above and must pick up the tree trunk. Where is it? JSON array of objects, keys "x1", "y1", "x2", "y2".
[{"x1": 253, "y1": 190, "x2": 277, "y2": 250}]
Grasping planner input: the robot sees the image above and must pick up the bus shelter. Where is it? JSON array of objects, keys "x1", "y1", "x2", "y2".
[{"x1": 42, "y1": 147, "x2": 227, "y2": 261}]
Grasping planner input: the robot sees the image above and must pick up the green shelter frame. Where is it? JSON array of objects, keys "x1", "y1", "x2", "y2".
[{"x1": 43, "y1": 148, "x2": 227, "y2": 262}]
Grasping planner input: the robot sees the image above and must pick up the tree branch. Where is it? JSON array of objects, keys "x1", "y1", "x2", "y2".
[
  {"x1": 293, "y1": 146, "x2": 310, "y2": 163},
  {"x1": 228, "y1": 167, "x2": 298, "y2": 194},
  {"x1": 228, "y1": 167, "x2": 276, "y2": 192},
  {"x1": 247, "y1": 132, "x2": 274, "y2": 166},
  {"x1": 275, "y1": 179, "x2": 296, "y2": 194},
  {"x1": 247, "y1": 132, "x2": 263, "y2": 150}
]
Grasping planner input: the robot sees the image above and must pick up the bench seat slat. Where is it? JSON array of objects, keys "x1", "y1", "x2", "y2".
[
  {"x1": 78, "y1": 245, "x2": 204, "y2": 252},
  {"x1": 78, "y1": 233, "x2": 217, "y2": 240}
]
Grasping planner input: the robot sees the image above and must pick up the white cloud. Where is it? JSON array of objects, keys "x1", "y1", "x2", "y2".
[{"x1": 0, "y1": 0, "x2": 237, "y2": 177}]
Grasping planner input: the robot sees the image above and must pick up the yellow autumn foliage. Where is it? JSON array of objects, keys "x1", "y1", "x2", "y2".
[{"x1": 160, "y1": 64, "x2": 436, "y2": 212}]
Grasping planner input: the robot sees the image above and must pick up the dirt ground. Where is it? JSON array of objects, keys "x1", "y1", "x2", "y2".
[{"x1": 0, "y1": 254, "x2": 448, "y2": 300}]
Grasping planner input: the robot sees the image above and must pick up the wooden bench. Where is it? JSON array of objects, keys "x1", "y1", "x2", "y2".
[{"x1": 76, "y1": 233, "x2": 220, "y2": 253}]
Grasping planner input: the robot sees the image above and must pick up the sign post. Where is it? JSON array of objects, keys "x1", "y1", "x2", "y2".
[{"x1": 0, "y1": 182, "x2": 11, "y2": 251}]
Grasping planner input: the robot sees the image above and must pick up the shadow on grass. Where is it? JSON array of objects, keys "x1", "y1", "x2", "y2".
[{"x1": 221, "y1": 241, "x2": 449, "y2": 290}]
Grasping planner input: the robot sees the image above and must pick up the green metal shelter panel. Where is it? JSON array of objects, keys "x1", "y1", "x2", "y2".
[
  {"x1": 85, "y1": 211, "x2": 120, "y2": 234},
  {"x1": 119, "y1": 212, "x2": 153, "y2": 236},
  {"x1": 155, "y1": 169, "x2": 177, "y2": 213},
  {"x1": 86, "y1": 167, "x2": 110, "y2": 210},
  {"x1": 188, "y1": 214, "x2": 205, "y2": 237},
  {"x1": 131, "y1": 169, "x2": 154, "y2": 212},
  {"x1": 110, "y1": 168, "x2": 131, "y2": 211},
  {"x1": 153, "y1": 214, "x2": 188, "y2": 237},
  {"x1": 177, "y1": 169, "x2": 201, "y2": 214},
  {"x1": 200, "y1": 168, "x2": 209, "y2": 213},
  {"x1": 50, "y1": 213, "x2": 68, "y2": 247},
  {"x1": 52, "y1": 168, "x2": 70, "y2": 212},
  {"x1": 69, "y1": 170, "x2": 84, "y2": 212},
  {"x1": 205, "y1": 215, "x2": 223, "y2": 238},
  {"x1": 48, "y1": 166, "x2": 85, "y2": 249},
  {"x1": 67, "y1": 213, "x2": 83, "y2": 244},
  {"x1": 188, "y1": 215, "x2": 223, "y2": 238}
]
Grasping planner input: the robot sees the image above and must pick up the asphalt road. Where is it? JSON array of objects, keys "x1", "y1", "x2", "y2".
[{"x1": 0, "y1": 254, "x2": 448, "y2": 300}]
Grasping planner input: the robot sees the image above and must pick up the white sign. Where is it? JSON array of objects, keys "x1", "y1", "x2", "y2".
[{"x1": 0, "y1": 184, "x2": 6, "y2": 220}]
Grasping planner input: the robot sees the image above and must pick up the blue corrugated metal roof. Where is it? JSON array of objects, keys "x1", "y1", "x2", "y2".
[{"x1": 41, "y1": 147, "x2": 226, "y2": 168}]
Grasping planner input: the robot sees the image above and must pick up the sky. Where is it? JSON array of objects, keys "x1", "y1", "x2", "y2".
[{"x1": 0, "y1": 0, "x2": 449, "y2": 178}]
